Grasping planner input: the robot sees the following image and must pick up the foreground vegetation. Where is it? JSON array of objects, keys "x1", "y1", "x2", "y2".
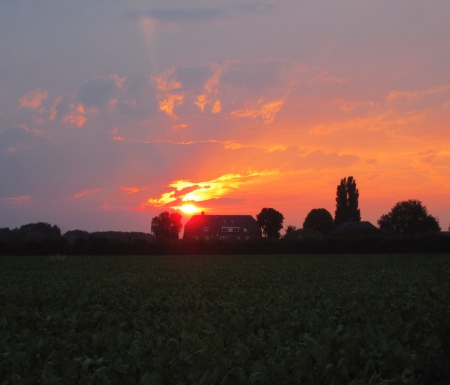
[{"x1": 1, "y1": 254, "x2": 449, "y2": 384}]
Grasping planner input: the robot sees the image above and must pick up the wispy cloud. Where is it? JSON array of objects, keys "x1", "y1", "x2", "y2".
[
  {"x1": 74, "y1": 188, "x2": 100, "y2": 199},
  {"x1": 386, "y1": 85, "x2": 450, "y2": 102},
  {"x1": 2, "y1": 196, "x2": 31, "y2": 204},
  {"x1": 120, "y1": 185, "x2": 145, "y2": 195},
  {"x1": 142, "y1": 171, "x2": 276, "y2": 212},
  {"x1": 232, "y1": 99, "x2": 284, "y2": 124}
]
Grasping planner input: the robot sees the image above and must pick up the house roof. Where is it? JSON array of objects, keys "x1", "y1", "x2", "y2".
[
  {"x1": 334, "y1": 221, "x2": 378, "y2": 234},
  {"x1": 184, "y1": 214, "x2": 261, "y2": 235},
  {"x1": 284, "y1": 228, "x2": 325, "y2": 239}
]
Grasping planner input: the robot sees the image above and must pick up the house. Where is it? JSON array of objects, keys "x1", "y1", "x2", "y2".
[
  {"x1": 183, "y1": 213, "x2": 262, "y2": 240},
  {"x1": 334, "y1": 221, "x2": 378, "y2": 234},
  {"x1": 284, "y1": 228, "x2": 325, "y2": 239}
]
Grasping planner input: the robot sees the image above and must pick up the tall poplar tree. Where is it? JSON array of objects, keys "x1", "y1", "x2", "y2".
[{"x1": 334, "y1": 176, "x2": 361, "y2": 228}]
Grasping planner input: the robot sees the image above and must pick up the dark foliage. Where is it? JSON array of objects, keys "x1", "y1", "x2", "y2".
[
  {"x1": 1, "y1": 222, "x2": 62, "y2": 241},
  {"x1": 303, "y1": 208, "x2": 334, "y2": 235},
  {"x1": 284, "y1": 225, "x2": 297, "y2": 236},
  {"x1": 334, "y1": 176, "x2": 361, "y2": 228},
  {"x1": 256, "y1": 208, "x2": 284, "y2": 238},
  {"x1": 151, "y1": 212, "x2": 182, "y2": 241},
  {"x1": 378, "y1": 199, "x2": 441, "y2": 235}
]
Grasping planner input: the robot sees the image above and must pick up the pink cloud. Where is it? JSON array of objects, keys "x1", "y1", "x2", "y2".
[
  {"x1": 74, "y1": 188, "x2": 100, "y2": 199},
  {"x1": 3, "y1": 196, "x2": 31, "y2": 204},
  {"x1": 63, "y1": 104, "x2": 87, "y2": 127},
  {"x1": 19, "y1": 89, "x2": 48, "y2": 109}
]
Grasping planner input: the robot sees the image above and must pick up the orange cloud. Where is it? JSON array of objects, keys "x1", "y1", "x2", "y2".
[
  {"x1": 120, "y1": 185, "x2": 145, "y2": 194},
  {"x1": 195, "y1": 94, "x2": 208, "y2": 111},
  {"x1": 19, "y1": 89, "x2": 48, "y2": 109},
  {"x1": 145, "y1": 191, "x2": 177, "y2": 207},
  {"x1": 113, "y1": 136, "x2": 124, "y2": 141},
  {"x1": 194, "y1": 62, "x2": 230, "y2": 113},
  {"x1": 152, "y1": 67, "x2": 182, "y2": 91},
  {"x1": 332, "y1": 99, "x2": 377, "y2": 112},
  {"x1": 63, "y1": 104, "x2": 87, "y2": 127},
  {"x1": 232, "y1": 99, "x2": 284, "y2": 124},
  {"x1": 386, "y1": 85, "x2": 450, "y2": 102},
  {"x1": 49, "y1": 97, "x2": 62, "y2": 120},
  {"x1": 212, "y1": 100, "x2": 222, "y2": 113},
  {"x1": 158, "y1": 94, "x2": 184, "y2": 118},
  {"x1": 310, "y1": 109, "x2": 428, "y2": 135},
  {"x1": 308, "y1": 69, "x2": 348, "y2": 84},
  {"x1": 143, "y1": 171, "x2": 275, "y2": 212},
  {"x1": 74, "y1": 188, "x2": 100, "y2": 198}
]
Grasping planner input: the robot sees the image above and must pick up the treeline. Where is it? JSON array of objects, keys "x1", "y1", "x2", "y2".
[{"x1": 1, "y1": 232, "x2": 449, "y2": 256}]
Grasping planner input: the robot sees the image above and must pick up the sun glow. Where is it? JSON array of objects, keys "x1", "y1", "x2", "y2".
[{"x1": 177, "y1": 204, "x2": 200, "y2": 214}]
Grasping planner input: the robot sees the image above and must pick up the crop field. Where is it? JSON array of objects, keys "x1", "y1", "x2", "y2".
[{"x1": 1, "y1": 254, "x2": 450, "y2": 384}]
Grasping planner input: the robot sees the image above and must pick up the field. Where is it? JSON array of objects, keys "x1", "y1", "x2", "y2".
[{"x1": 1, "y1": 254, "x2": 449, "y2": 384}]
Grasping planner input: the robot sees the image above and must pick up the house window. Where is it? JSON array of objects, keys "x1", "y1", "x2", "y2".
[
  {"x1": 222, "y1": 227, "x2": 240, "y2": 232},
  {"x1": 244, "y1": 228, "x2": 247, "y2": 233},
  {"x1": 203, "y1": 227, "x2": 209, "y2": 232}
]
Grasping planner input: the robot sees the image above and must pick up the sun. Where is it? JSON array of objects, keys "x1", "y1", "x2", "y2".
[{"x1": 178, "y1": 204, "x2": 200, "y2": 214}]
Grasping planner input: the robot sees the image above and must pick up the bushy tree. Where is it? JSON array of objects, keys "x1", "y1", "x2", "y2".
[
  {"x1": 303, "y1": 208, "x2": 334, "y2": 235},
  {"x1": 151, "y1": 211, "x2": 183, "y2": 241},
  {"x1": 285, "y1": 225, "x2": 297, "y2": 236},
  {"x1": 256, "y1": 208, "x2": 284, "y2": 238},
  {"x1": 11, "y1": 222, "x2": 62, "y2": 240},
  {"x1": 334, "y1": 176, "x2": 361, "y2": 227},
  {"x1": 378, "y1": 199, "x2": 440, "y2": 235}
]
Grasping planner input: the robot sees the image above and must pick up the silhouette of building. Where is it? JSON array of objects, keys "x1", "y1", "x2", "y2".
[
  {"x1": 334, "y1": 221, "x2": 378, "y2": 234},
  {"x1": 183, "y1": 213, "x2": 262, "y2": 240}
]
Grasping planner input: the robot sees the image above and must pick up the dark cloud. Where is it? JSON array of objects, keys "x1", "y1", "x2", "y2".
[
  {"x1": 0, "y1": 125, "x2": 45, "y2": 153},
  {"x1": 115, "y1": 74, "x2": 159, "y2": 119},
  {"x1": 222, "y1": 59, "x2": 288, "y2": 91},
  {"x1": 76, "y1": 77, "x2": 119, "y2": 108},
  {"x1": 174, "y1": 65, "x2": 214, "y2": 92}
]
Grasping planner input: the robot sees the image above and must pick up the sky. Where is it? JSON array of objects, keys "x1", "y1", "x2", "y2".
[{"x1": 1, "y1": 0, "x2": 450, "y2": 235}]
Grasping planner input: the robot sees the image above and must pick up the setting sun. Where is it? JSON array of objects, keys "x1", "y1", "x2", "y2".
[{"x1": 178, "y1": 204, "x2": 200, "y2": 215}]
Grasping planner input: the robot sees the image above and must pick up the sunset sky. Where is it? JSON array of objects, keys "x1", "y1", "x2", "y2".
[{"x1": 1, "y1": 0, "x2": 449, "y2": 234}]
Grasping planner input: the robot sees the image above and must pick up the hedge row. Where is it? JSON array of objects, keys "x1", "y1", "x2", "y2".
[{"x1": 0, "y1": 233, "x2": 449, "y2": 256}]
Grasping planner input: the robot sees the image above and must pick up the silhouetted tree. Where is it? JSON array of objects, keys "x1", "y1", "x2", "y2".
[
  {"x1": 378, "y1": 199, "x2": 440, "y2": 235},
  {"x1": 303, "y1": 208, "x2": 334, "y2": 235},
  {"x1": 256, "y1": 208, "x2": 284, "y2": 238},
  {"x1": 11, "y1": 222, "x2": 61, "y2": 240},
  {"x1": 285, "y1": 225, "x2": 297, "y2": 236},
  {"x1": 151, "y1": 211, "x2": 183, "y2": 241},
  {"x1": 334, "y1": 176, "x2": 361, "y2": 227}
]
